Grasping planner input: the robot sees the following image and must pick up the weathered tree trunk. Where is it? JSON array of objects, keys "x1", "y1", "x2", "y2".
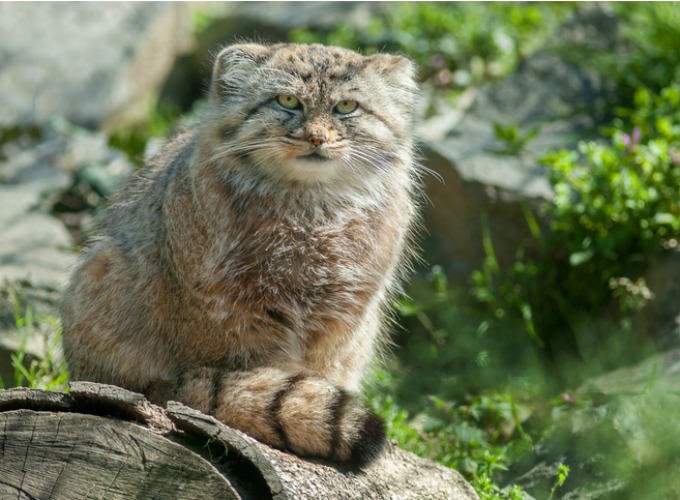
[{"x1": 0, "y1": 382, "x2": 478, "y2": 499}]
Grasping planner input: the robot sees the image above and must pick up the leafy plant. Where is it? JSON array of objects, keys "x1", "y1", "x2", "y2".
[
  {"x1": 108, "y1": 102, "x2": 183, "y2": 167},
  {"x1": 548, "y1": 463, "x2": 570, "y2": 500},
  {"x1": 0, "y1": 123, "x2": 42, "y2": 163},
  {"x1": 594, "y1": 3, "x2": 680, "y2": 102},
  {"x1": 367, "y1": 266, "x2": 561, "y2": 498},
  {"x1": 542, "y1": 83, "x2": 680, "y2": 310},
  {"x1": 471, "y1": 80, "x2": 680, "y2": 387},
  {"x1": 0, "y1": 288, "x2": 69, "y2": 391},
  {"x1": 367, "y1": 367, "x2": 531, "y2": 499},
  {"x1": 492, "y1": 123, "x2": 540, "y2": 156}
]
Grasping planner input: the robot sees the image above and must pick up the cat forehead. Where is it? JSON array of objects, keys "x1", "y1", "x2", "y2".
[{"x1": 268, "y1": 44, "x2": 366, "y2": 80}]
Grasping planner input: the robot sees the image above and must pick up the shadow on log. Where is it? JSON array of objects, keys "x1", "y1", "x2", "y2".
[{"x1": 0, "y1": 382, "x2": 479, "y2": 499}]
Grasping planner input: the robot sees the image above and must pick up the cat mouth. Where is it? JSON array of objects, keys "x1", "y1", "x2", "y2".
[{"x1": 298, "y1": 152, "x2": 333, "y2": 163}]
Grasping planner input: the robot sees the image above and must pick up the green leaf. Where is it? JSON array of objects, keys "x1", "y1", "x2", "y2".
[
  {"x1": 653, "y1": 212, "x2": 679, "y2": 226},
  {"x1": 569, "y1": 250, "x2": 594, "y2": 266}
]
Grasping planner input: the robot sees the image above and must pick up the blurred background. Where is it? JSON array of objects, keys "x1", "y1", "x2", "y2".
[{"x1": 1, "y1": 3, "x2": 679, "y2": 499}]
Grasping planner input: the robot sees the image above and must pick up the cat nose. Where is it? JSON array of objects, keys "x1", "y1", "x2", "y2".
[{"x1": 305, "y1": 132, "x2": 328, "y2": 146}]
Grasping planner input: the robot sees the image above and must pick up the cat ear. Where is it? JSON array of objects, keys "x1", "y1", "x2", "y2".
[
  {"x1": 210, "y1": 44, "x2": 272, "y2": 104},
  {"x1": 364, "y1": 54, "x2": 418, "y2": 122},
  {"x1": 364, "y1": 54, "x2": 418, "y2": 93}
]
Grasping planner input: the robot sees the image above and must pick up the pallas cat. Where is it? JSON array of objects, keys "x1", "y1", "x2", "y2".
[{"x1": 62, "y1": 43, "x2": 420, "y2": 467}]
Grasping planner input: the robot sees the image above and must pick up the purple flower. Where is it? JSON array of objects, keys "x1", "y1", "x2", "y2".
[
  {"x1": 431, "y1": 54, "x2": 446, "y2": 68},
  {"x1": 622, "y1": 126, "x2": 641, "y2": 151},
  {"x1": 670, "y1": 148, "x2": 680, "y2": 167}
]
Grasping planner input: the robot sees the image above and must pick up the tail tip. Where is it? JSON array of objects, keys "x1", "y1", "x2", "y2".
[{"x1": 348, "y1": 411, "x2": 387, "y2": 468}]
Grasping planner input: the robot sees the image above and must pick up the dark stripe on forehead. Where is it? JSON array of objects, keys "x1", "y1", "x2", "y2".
[{"x1": 329, "y1": 67, "x2": 359, "y2": 82}]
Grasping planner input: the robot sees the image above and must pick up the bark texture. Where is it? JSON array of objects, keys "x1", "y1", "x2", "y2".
[{"x1": 0, "y1": 382, "x2": 478, "y2": 500}]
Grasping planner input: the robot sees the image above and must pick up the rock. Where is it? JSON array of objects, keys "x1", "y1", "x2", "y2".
[
  {"x1": 508, "y1": 348, "x2": 680, "y2": 499},
  {"x1": 0, "y1": 121, "x2": 134, "y2": 371},
  {"x1": 0, "y1": 2, "x2": 193, "y2": 130},
  {"x1": 223, "y1": 1, "x2": 382, "y2": 35},
  {"x1": 578, "y1": 348, "x2": 680, "y2": 399},
  {"x1": 0, "y1": 128, "x2": 74, "y2": 289},
  {"x1": 416, "y1": 6, "x2": 616, "y2": 283},
  {"x1": 0, "y1": 120, "x2": 134, "y2": 290},
  {"x1": 641, "y1": 249, "x2": 680, "y2": 348}
]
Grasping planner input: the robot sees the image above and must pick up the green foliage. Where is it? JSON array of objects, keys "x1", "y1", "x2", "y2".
[
  {"x1": 191, "y1": 4, "x2": 227, "y2": 35},
  {"x1": 542, "y1": 379, "x2": 680, "y2": 499},
  {"x1": 108, "y1": 102, "x2": 183, "y2": 167},
  {"x1": 367, "y1": 267, "x2": 559, "y2": 498},
  {"x1": 397, "y1": 267, "x2": 547, "y2": 399},
  {"x1": 474, "y1": 2, "x2": 680, "y2": 348},
  {"x1": 625, "y1": 84, "x2": 680, "y2": 139},
  {"x1": 542, "y1": 82, "x2": 680, "y2": 311},
  {"x1": 0, "y1": 123, "x2": 42, "y2": 162},
  {"x1": 367, "y1": 367, "x2": 530, "y2": 499},
  {"x1": 600, "y1": 3, "x2": 680, "y2": 99},
  {"x1": 471, "y1": 212, "x2": 545, "y2": 351},
  {"x1": 609, "y1": 389, "x2": 680, "y2": 498},
  {"x1": 492, "y1": 123, "x2": 540, "y2": 156},
  {"x1": 471, "y1": 80, "x2": 680, "y2": 376},
  {"x1": 401, "y1": 7, "x2": 680, "y2": 495},
  {"x1": 548, "y1": 463, "x2": 570, "y2": 500},
  {"x1": 0, "y1": 288, "x2": 69, "y2": 391}
]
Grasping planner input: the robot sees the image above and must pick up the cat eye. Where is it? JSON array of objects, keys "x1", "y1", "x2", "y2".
[
  {"x1": 334, "y1": 100, "x2": 359, "y2": 115},
  {"x1": 276, "y1": 94, "x2": 302, "y2": 110}
]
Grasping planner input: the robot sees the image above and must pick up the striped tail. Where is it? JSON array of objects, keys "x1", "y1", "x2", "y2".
[{"x1": 147, "y1": 366, "x2": 386, "y2": 468}]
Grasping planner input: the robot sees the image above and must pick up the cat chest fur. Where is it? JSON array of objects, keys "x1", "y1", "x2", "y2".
[{"x1": 162, "y1": 176, "x2": 404, "y2": 372}]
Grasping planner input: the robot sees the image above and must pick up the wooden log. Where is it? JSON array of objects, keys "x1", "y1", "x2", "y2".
[{"x1": 0, "y1": 382, "x2": 479, "y2": 499}]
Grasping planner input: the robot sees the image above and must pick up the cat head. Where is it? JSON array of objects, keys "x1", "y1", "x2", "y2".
[{"x1": 201, "y1": 43, "x2": 418, "y2": 192}]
